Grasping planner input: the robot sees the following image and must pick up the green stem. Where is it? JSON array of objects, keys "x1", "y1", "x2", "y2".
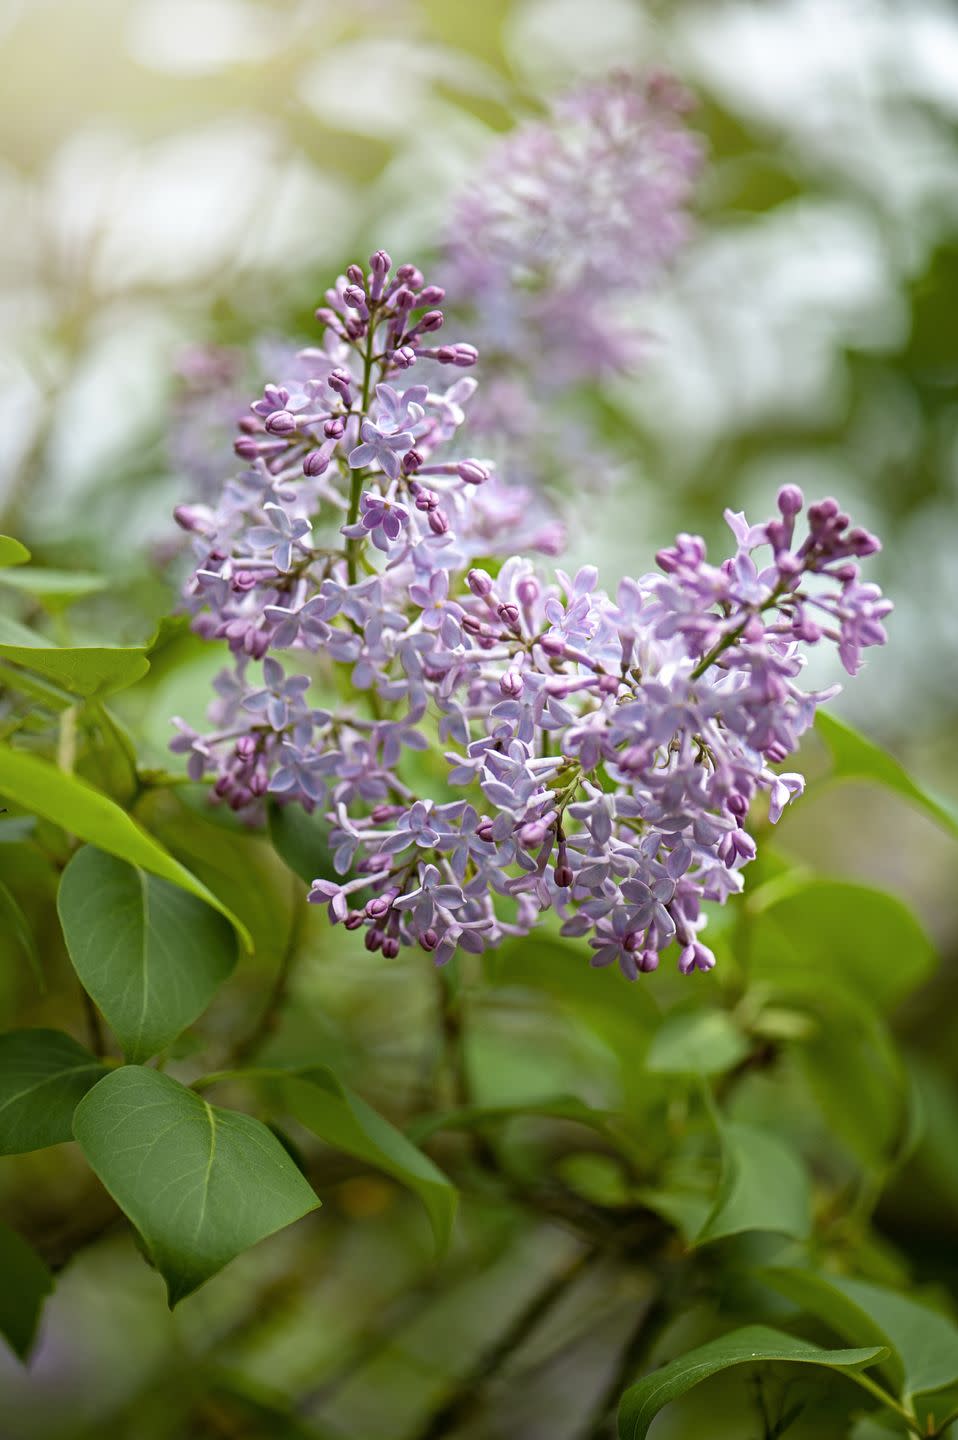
[
  {"x1": 345, "y1": 321, "x2": 377, "y2": 584},
  {"x1": 844, "y1": 1371, "x2": 922, "y2": 1436},
  {"x1": 930, "y1": 1405, "x2": 958, "y2": 1438},
  {"x1": 230, "y1": 876, "x2": 305, "y2": 1066}
]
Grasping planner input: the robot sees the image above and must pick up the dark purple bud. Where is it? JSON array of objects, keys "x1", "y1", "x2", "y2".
[
  {"x1": 382, "y1": 935, "x2": 400, "y2": 959},
  {"x1": 365, "y1": 895, "x2": 391, "y2": 919},
  {"x1": 371, "y1": 803, "x2": 402, "y2": 822},
  {"x1": 639, "y1": 951, "x2": 660, "y2": 973},
  {"x1": 343, "y1": 284, "x2": 368, "y2": 311},
  {"x1": 402, "y1": 448, "x2": 423, "y2": 474},
  {"x1": 476, "y1": 818, "x2": 495, "y2": 842},
  {"x1": 344, "y1": 912, "x2": 364, "y2": 930},
  {"x1": 419, "y1": 285, "x2": 445, "y2": 305},
  {"x1": 623, "y1": 930, "x2": 643, "y2": 953},
  {"x1": 364, "y1": 927, "x2": 384, "y2": 953},
  {"x1": 496, "y1": 602, "x2": 519, "y2": 626},
  {"x1": 396, "y1": 264, "x2": 423, "y2": 287},
  {"x1": 428, "y1": 508, "x2": 449, "y2": 535},
  {"x1": 392, "y1": 286, "x2": 415, "y2": 313},
  {"x1": 346, "y1": 264, "x2": 365, "y2": 286},
  {"x1": 461, "y1": 614, "x2": 484, "y2": 635},
  {"x1": 235, "y1": 735, "x2": 256, "y2": 759},
  {"x1": 304, "y1": 449, "x2": 329, "y2": 477},
  {"x1": 553, "y1": 863, "x2": 574, "y2": 888},
  {"x1": 418, "y1": 309, "x2": 444, "y2": 333},
  {"x1": 435, "y1": 343, "x2": 478, "y2": 367},
  {"x1": 420, "y1": 928, "x2": 439, "y2": 952},
  {"x1": 324, "y1": 416, "x2": 345, "y2": 439},
  {"x1": 370, "y1": 249, "x2": 391, "y2": 278}
]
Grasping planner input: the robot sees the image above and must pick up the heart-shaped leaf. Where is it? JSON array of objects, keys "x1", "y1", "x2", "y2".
[
  {"x1": 617, "y1": 1325, "x2": 888, "y2": 1439},
  {"x1": 0, "y1": 1028, "x2": 109, "y2": 1154},
  {"x1": 58, "y1": 847, "x2": 238, "y2": 1062},
  {"x1": 0, "y1": 1223, "x2": 53, "y2": 1360},
  {"x1": 0, "y1": 615, "x2": 149, "y2": 698},
  {"x1": 0, "y1": 747, "x2": 250, "y2": 947},
  {"x1": 646, "y1": 1009, "x2": 750, "y2": 1077},
  {"x1": 696, "y1": 1119, "x2": 811, "y2": 1245},
  {"x1": 816, "y1": 711, "x2": 958, "y2": 842},
  {"x1": 73, "y1": 1067, "x2": 320, "y2": 1305},
  {"x1": 205, "y1": 1067, "x2": 457, "y2": 1253},
  {"x1": 761, "y1": 1267, "x2": 958, "y2": 1400},
  {"x1": 0, "y1": 536, "x2": 30, "y2": 567}
]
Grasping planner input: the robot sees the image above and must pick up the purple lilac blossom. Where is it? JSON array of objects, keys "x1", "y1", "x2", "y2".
[{"x1": 172, "y1": 251, "x2": 890, "y2": 978}]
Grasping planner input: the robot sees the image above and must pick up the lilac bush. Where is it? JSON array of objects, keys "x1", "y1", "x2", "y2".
[{"x1": 172, "y1": 250, "x2": 890, "y2": 978}]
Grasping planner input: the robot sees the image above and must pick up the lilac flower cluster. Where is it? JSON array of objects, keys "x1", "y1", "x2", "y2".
[
  {"x1": 445, "y1": 71, "x2": 703, "y2": 399},
  {"x1": 172, "y1": 251, "x2": 889, "y2": 978}
]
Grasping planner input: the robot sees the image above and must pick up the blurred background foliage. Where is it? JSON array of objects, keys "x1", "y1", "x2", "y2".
[{"x1": 1, "y1": 1, "x2": 958, "y2": 1437}]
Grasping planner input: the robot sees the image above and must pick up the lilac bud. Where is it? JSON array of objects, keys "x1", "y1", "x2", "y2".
[
  {"x1": 777, "y1": 484, "x2": 804, "y2": 517},
  {"x1": 497, "y1": 603, "x2": 519, "y2": 626},
  {"x1": 365, "y1": 927, "x2": 384, "y2": 953},
  {"x1": 234, "y1": 436, "x2": 259, "y2": 460},
  {"x1": 476, "y1": 818, "x2": 495, "y2": 842},
  {"x1": 174, "y1": 505, "x2": 206, "y2": 532},
  {"x1": 461, "y1": 614, "x2": 484, "y2": 636},
  {"x1": 420, "y1": 928, "x2": 439, "y2": 952},
  {"x1": 344, "y1": 912, "x2": 364, "y2": 930},
  {"x1": 500, "y1": 669, "x2": 523, "y2": 699},
  {"x1": 365, "y1": 895, "x2": 391, "y2": 919},
  {"x1": 467, "y1": 568, "x2": 493, "y2": 597},
  {"x1": 324, "y1": 416, "x2": 345, "y2": 439},
  {"x1": 265, "y1": 410, "x2": 297, "y2": 436},
  {"x1": 396, "y1": 264, "x2": 423, "y2": 287},
  {"x1": 428, "y1": 509, "x2": 449, "y2": 535},
  {"x1": 456, "y1": 461, "x2": 488, "y2": 485},
  {"x1": 328, "y1": 369, "x2": 353, "y2": 403},
  {"x1": 304, "y1": 449, "x2": 329, "y2": 476},
  {"x1": 382, "y1": 935, "x2": 400, "y2": 959},
  {"x1": 392, "y1": 286, "x2": 415, "y2": 314},
  {"x1": 419, "y1": 286, "x2": 445, "y2": 305},
  {"x1": 235, "y1": 735, "x2": 256, "y2": 759},
  {"x1": 436, "y1": 343, "x2": 478, "y2": 367},
  {"x1": 418, "y1": 309, "x2": 444, "y2": 334},
  {"x1": 516, "y1": 577, "x2": 539, "y2": 606},
  {"x1": 390, "y1": 346, "x2": 416, "y2": 369},
  {"x1": 553, "y1": 862, "x2": 574, "y2": 888},
  {"x1": 346, "y1": 264, "x2": 365, "y2": 286},
  {"x1": 623, "y1": 930, "x2": 643, "y2": 953},
  {"x1": 539, "y1": 635, "x2": 565, "y2": 657},
  {"x1": 402, "y1": 448, "x2": 423, "y2": 475},
  {"x1": 638, "y1": 951, "x2": 660, "y2": 973}
]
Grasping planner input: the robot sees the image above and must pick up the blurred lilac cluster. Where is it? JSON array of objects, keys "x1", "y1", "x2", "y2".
[
  {"x1": 444, "y1": 70, "x2": 703, "y2": 470},
  {"x1": 172, "y1": 247, "x2": 889, "y2": 977}
]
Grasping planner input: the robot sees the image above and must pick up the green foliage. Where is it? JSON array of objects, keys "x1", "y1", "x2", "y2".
[
  {"x1": 617, "y1": 1327, "x2": 889, "y2": 1439},
  {"x1": 646, "y1": 1008, "x2": 750, "y2": 1077},
  {"x1": 0, "y1": 614, "x2": 150, "y2": 698},
  {"x1": 696, "y1": 1118, "x2": 812, "y2": 1245},
  {"x1": 0, "y1": 1028, "x2": 108, "y2": 1153},
  {"x1": 204, "y1": 1066, "x2": 458, "y2": 1253},
  {"x1": 0, "y1": 535, "x2": 30, "y2": 566},
  {"x1": 58, "y1": 847, "x2": 237, "y2": 1062},
  {"x1": 0, "y1": 746, "x2": 251, "y2": 945},
  {"x1": 0, "y1": 1223, "x2": 53, "y2": 1360},
  {"x1": 816, "y1": 712, "x2": 958, "y2": 842},
  {"x1": 72, "y1": 1067, "x2": 321, "y2": 1306}
]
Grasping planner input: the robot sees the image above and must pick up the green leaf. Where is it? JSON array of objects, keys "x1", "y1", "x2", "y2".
[
  {"x1": 0, "y1": 615, "x2": 150, "y2": 699},
  {"x1": 0, "y1": 1223, "x2": 53, "y2": 1359},
  {"x1": 616, "y1": 1325, "x2": 888, "y2": 1440},
  {"x1": 206, "y1": 1066, "x2": 457, "y2": 1254},
  {"x1": 816, "y1": 711, "x2": 958, "y2": 842},
  {"x1": 58, "y1": 847, "x2": 237, "y2": 1063},
  {"x1": 72, "y1": 1067, "x2": 320, "y2": 1305},
  {"x1": 267, "y1": 799, "x2": 334, "y2": 885},
  {"x1": 0, "y1": 879, "x2": 44, "y2": 988},
  {"x1": 646, "y1": 1009, "x2": 750, "y2": 1077},
  {"x1": 0, "y1": 1028, "x2": 108, "y2": 1154},
  {"x1": 749, "y1": 877, "x2": 936, "y2": 1010},
  {"x1": 406, "y1": 1094, "x2": 615, "y2": 1145},
  {"x1": 0, "y1": 746, "x2": 250, "y2": 947},
  {"x1": 761, "y1": 1267, "x2": 958, "y2": 1400},
  {"x1": 696, "y1": 1119, "x2": 811, "y2": 1245},
  {"x1": 0, "y1": 536, "x2": 30, "y2": 567},
  {"x1": 0, "y1": 568, "x2": 109, "y2": 609}
]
